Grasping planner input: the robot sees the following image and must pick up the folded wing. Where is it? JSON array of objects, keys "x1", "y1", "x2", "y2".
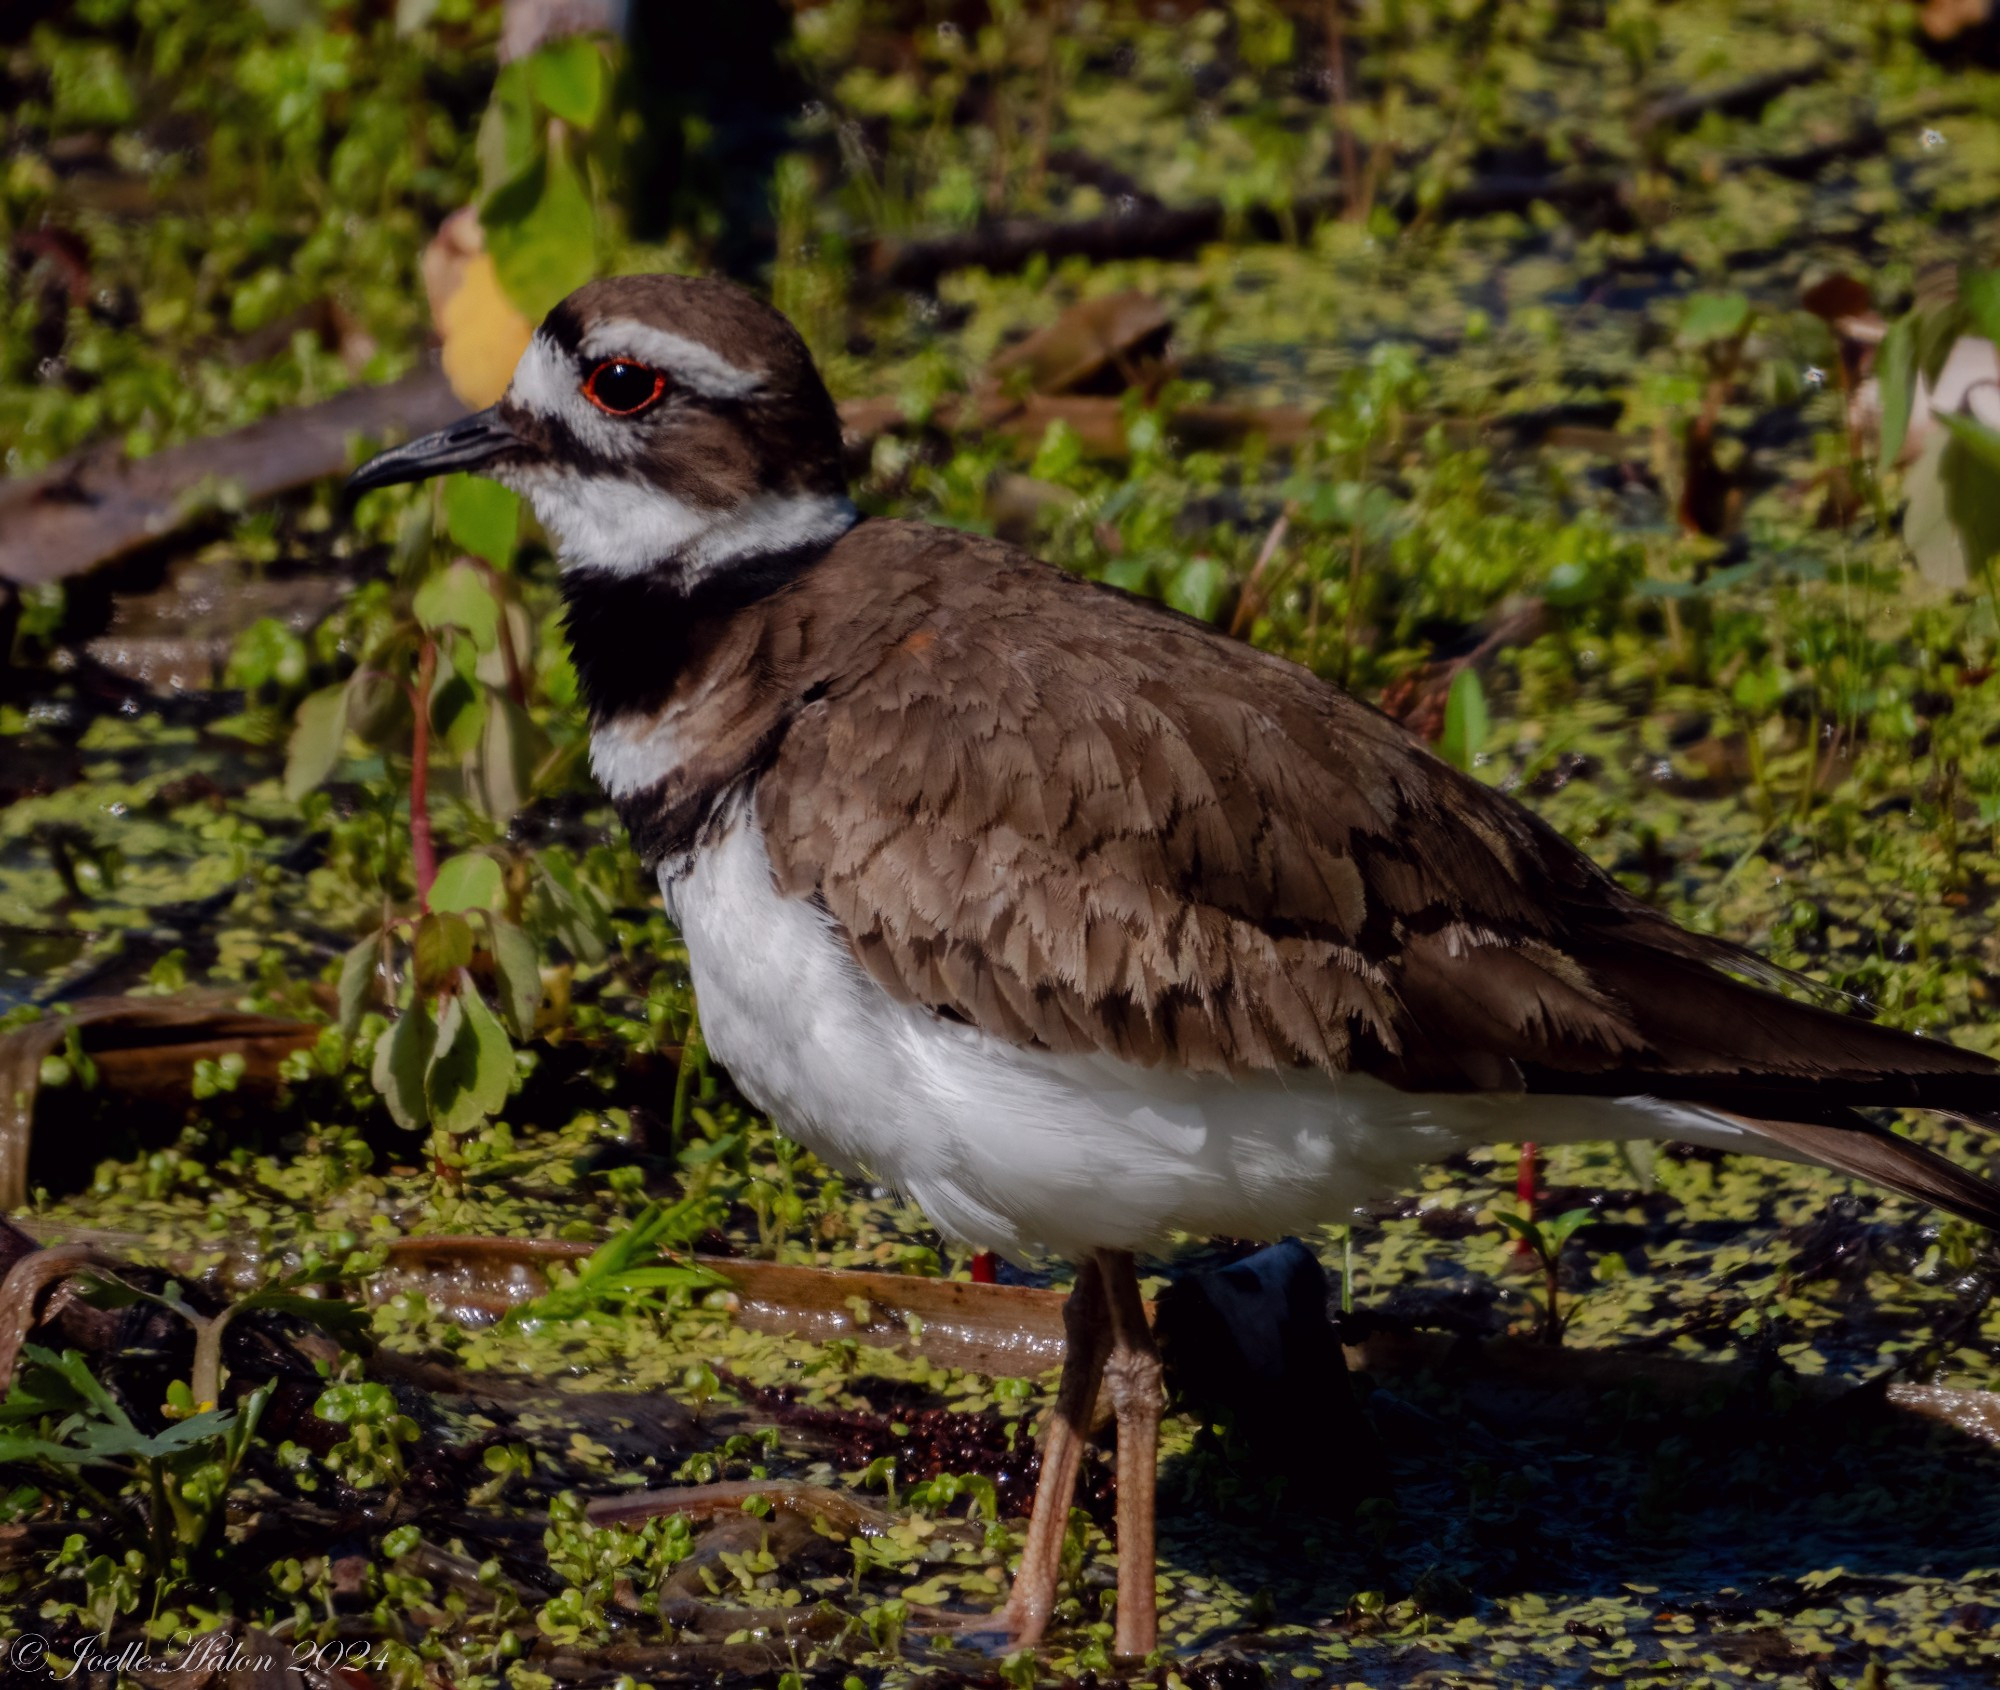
[{"x1": 758, "y1": 529, "x2": 2000, "y2": 1226}]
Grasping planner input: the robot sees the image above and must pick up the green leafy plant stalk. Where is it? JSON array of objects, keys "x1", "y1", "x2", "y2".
[{"x1": 1494, "y1": 1206, "x2": 1596, "y2": 1345}]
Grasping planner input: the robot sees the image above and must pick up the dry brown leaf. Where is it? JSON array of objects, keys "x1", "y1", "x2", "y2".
[{"x1": 1920, "y1": 0, "x2": 1994, "y2": 43}]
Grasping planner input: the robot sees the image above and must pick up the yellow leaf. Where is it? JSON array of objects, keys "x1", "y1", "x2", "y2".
[
  {"x1": 424, "y1": 210, "x2": 533, "y2": 409},
  {"x1": 439, "y1": 253, "x2": 533, "y2": 409}
]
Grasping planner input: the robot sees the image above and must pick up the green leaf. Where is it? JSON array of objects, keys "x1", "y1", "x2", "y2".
[
  {"x1": 537, "y1": 852, "x2": 612, "y2": 964},
  {"x1": 426, "y1": 982, "x2": 513, "y2": 1135},
  {"x1": 344, "y1": 667, "x2": 408, "y2": 744},
  {"x1": 483, "y1": 139, "x2": 598, "y2": 321},
  {"x1": 1914, "y1": 299, "x2": 1966, "y2": 388},
  {"x1": 1936, "y1": 408, "x2": 2000, "y2": 478},
  {"x1": 0, "y1": 1432, "x2": 93, "y2": 1466},
  {"x1": 431, "y1": 672, "x2": 488, "y2": 760},
  {"x1": 371, "y1": 998, "x2": 435, "y2": 1131},
  {"x1": 24, "y1": 1347, "x2": 127, "y2": 1429},
  {"x1": 1542, "y1": 1208, "x2": 1597, "y2": 1252},
  {"x1": 1164, "y1": 556, "x2": 1231, "y2": 623},
  {"x1": 1875, "y1": 312, "x2": 1916, "y2": 475},
  {"x1": 413, "y1": 559, "x2": 501, "y2": 651},
  {"x1": 527, "y1": 35, "x2": 606, "y2": 128},
  {"x1": 1906, "y1": 428, "x2": 2000, "y2": 587},
  {"x1": 1961, "y1": 269, "x2": 2000, "y2": 347},
  {"x1": 1904, "y1": 431, "x2": 1964, "y2": 587},
  {"x1": 225, "y1": 617, "x2": 307, "y2": 692},
  {"x1": 336, "y1": 935, "x2": 379, "y2": 1038},
  {"x1": 412, "y1": 911, "x2": 474, "y2": 989},
  {"x1": 1438, "y1": 668, "x2": 1489, "y2": 772},
  {"x1": 1941, "y1": 427, "x2": 2000, "y2": 576},
  {"x1": 475, "y1": 691, "x2": 543, "y2": 824},
  {"x1": 120, "y1": 1411, "x2": 241, "y2": 1462},
  {"x1": 511, "y1": 1200, "x2": 723, "y2": 1323},
  {"x1": 283, "y1": 684, "x2": 349, "y2": 801},
  {"x1": 430, "y1": 853, "x2": 503, "y2": 914},
  {"x1": 1678, "y1": 292, "x2": 1750, "y2": 347},
  {"x1": 487, "y1": 917, "x2": 543, "y2": 1041},
  {"x1": 475, "y1": 60, "x2": 540, "y2": 196},
  {"x1": 1492, "y1": 1211, "x2": 1543, "y2": 1252},
  {"x1": 443, "y1": 475, "x2": 520, "y2": 570}
]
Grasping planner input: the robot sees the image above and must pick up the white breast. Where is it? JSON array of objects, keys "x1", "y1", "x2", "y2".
[{"x1": 666, "y1": 814, "x2": 1767, "y2": 1262}]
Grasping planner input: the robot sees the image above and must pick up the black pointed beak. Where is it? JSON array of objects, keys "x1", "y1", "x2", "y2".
[{"x1": 345, "y1": 406, "x2": 525, "y2": 503}]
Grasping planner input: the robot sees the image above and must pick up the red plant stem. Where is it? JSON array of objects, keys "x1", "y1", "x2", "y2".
[
  {"x1": 407, "y1": 638, "x2": 438, "y2": 910},
  {"x1": 970, "y1": 1251, "x2": 998, "y2": 1285},
  {"x1": 1514, "y1": 1140, "x2": 1539, "y2": 1258}
]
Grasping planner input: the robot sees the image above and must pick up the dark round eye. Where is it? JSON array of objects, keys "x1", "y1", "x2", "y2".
[{"x1": 582, "y1": 360, "x2": 665, "y2": 415}]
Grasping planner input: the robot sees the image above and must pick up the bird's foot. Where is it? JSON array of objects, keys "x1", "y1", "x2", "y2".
[{"x1": 905, "y1": 1597, "x2": 1042, "y2": 1655}]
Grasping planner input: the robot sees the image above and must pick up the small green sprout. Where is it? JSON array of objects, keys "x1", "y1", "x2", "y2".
[{"x1": 1495, "y1": 1205, "x2": 1598, "y2": 1344}]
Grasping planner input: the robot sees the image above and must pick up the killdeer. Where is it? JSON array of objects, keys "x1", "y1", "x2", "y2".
[{"x1": 350, "y1": 274, "x2": 2000, "y2": 1657}]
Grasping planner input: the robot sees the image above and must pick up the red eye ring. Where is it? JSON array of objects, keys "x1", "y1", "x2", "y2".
[{"x1": 582, "y1": 359, "x2": 666, "y2": 416}]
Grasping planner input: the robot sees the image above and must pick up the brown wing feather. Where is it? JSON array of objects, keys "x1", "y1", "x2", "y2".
[{"x1": 751, "y1": 521, "x2": 2000, "y2": 1222}]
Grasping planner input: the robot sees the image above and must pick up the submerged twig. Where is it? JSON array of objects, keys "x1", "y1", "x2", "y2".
[{"x1": 0, "y1": 1242, "x2": 121, "y2": 1391}]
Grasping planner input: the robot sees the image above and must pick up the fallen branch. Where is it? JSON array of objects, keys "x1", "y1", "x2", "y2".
[
  {"x1": 0, "y1": 1240, "x2": 122, "y2": 1391},
  {"x1": 20, "y1": 1220, "x2": 2000, "y2": 1461},
  {"x1": 859, "y1": 197, "x2": 1311, "y2": 293},
  {"x1": 1044, "y1": 147, "x2": 1166, "y2": 212},
  {"x1": 374, "y1": 1236, "x2": 1077, "y2": 1376},
  {"x1": 0, "y1": 366, "x2": 461, "y2": 588},
  {"x1": 858, "y1": 99, "x2": 1971, "y2": 294},
  {"x1": 0, "y1": 994, "x2": 323, "y2": 1209},
  {"x1": 857, "y1": 174, "x2": 1636, "y2": 291},
  {"x1": 840, "y1": 391, "x2": 1314, "y2": 459}
]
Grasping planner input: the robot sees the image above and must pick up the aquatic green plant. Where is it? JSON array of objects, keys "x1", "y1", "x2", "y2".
[{"x1": 0, "y1": 1347, "x2": 271, "y2": 1617}]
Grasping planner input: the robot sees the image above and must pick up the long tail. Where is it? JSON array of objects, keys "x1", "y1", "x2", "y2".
[
  {"x1": 1516, "y1": 948, "x2": 2000, "y2": 1231},
  {"x1": 1729, "y1": 1111, "x2": 2000, "y2": 1231}
]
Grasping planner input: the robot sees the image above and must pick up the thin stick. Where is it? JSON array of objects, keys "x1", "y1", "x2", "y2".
[
  {"x1": 1325, "y1": 0, "x2": 1361, "y2": 218},
  {"x1": 1230, "y1": 505, "x2": 1294, "y2": 638},
  {"x1": 406, "y1": 638, "x2": 439, "y2": 909}
]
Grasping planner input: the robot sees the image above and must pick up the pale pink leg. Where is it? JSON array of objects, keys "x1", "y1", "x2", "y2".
[{"x1": 997, "y1": 1256, "x2": 1109, "y2": 1645}]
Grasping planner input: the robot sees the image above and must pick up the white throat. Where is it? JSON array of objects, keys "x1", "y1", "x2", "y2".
[{"x1": 508, "y1": 470, "x2": 858, "y2": 582}]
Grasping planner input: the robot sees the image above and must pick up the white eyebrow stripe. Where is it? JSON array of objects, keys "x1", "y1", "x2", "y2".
[
  {"x1": 507, "y1": 333, "x2": 626, "y2": 458},
  {"x1": 580, "y1": 320, "x2": 764, "y2": 400}
]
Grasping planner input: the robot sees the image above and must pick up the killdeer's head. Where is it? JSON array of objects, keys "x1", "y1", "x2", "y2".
[{"x1": 349, "y1": 274, "x2": 855, "y2": 585}]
